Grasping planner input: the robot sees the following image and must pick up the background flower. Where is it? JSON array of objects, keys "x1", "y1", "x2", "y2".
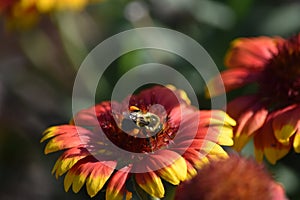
[
  {"x1": 0, "y1": 0, "x2": 101, "y2": 29},
  {"x1": 175, "y1": 155, "x2": 287, "y2": 200},
  {"x1": 41, "y1": 85, "x2": 235, "y2": 199},
  {"x1": 207, "y1": 34, "x2": 300, "y2": 164}
]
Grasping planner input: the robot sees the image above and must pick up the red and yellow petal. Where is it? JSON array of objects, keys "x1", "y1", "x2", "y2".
[
  {"x1": 172, "y1": 110, "x2": 235, "y2": 148},
  {"x1": 43, "y1": 135, "x2": 83, "y2": 154},
  {"x1": 147, "y1": 150, "x2": 187, "y2": 185},
  {"x1": 232, "y1": 104, "x2": 268, "y2": 151},
  {"x1": 41, "y1": 125, "x2": 92, "y2": 154},
  {"x1": 135, "y1": 170, "x2": 165, "y2": 198},
  {"x1": 64, "y1": 157, "x2": 116, "y2": 196},
  {"x1": 181, "y1": 148, "x2": 205, "y2": 169},
  {"x1": 199, "y1": 110, "x2": 236, "y2": 127},
  {"x1": 202, "y1": 126, "x2": 234, "y2": 146},
  {"x1": 178, "y1": 140, "x2": 227, "y2": 170},
  {"x1": 199, "y1": 140, "x2": 227, "y2": 156},
  {"x1": 86, "y1": 161, "x2": 117, "y2": 197},
  {"x1": 65, "y1": 159, "x2": 95, "y2": 193},
  {"x1": 237, "y1": 106, "x2": 268, "y2": 138},
  {"x1": 206, "y1": 68, "x2": 260, "y2": 97},
  {"x1": 254, "y1": 120, "x2": 291, "y2": 164},
  {"x1": 41, "y1": 126, "x2": 69, "y2": 143},
  {"x1": 272, "y1": 105, "x2": 299, "y2": 144},
  {"x1": 185, "y1": 161, "x2": 197, "y2": 180},
  {"x1": 41, "y1": 125, "x2": 90, "y2": 142},
  {"x1": 106, "y1": 166, "x2": 132, "y2": 200},
  {"x1": 201, "y1": 140, "x2": 228, "y2": 160},
  {"x1": 52, "y1": 147, "x2": 89, "y2": 178},
  {"x1": 225, "y1": 36, "x2": 284, "y2": 69}
]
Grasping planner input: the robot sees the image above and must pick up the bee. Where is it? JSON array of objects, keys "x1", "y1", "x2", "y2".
[
  {"x1": 120, "y1": 106, "x2": 164, "y2": 152},
  {"x1": 127, "y1": 106, "x2": 163, "y2": 133}
]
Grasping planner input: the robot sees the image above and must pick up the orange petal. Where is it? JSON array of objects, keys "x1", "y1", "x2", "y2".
[
  {"x1": 239, "y1": 106, "x2": 268, "y2": 137},
  {"x1": 226, "y1": 95, "x2": 258, "y2": 119},
  {"x1": 225, "y1": 36, "x2": 283, "y2": 69},
  {"x1": 233, "y1": 104, "x2": 268, "y2": 150},
  {"x1": 206, "y1": 68, "x2": 260, "y2": 97}
]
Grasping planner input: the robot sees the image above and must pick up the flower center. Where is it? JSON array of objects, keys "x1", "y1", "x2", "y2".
[
  {"x1": 259, "y1": 34, "x2": 300, "y2": 109},
  {"x1": 104, "y1": 105, "x2": 175, "y2": 153}
]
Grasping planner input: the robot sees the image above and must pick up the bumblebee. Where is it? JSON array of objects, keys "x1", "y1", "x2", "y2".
[
  {"x1": 129, "y1": 106, "x2": 162, "y2": 132},
  {"x1": 121, "y1": 106, "x2": 163, "y2": 134}
]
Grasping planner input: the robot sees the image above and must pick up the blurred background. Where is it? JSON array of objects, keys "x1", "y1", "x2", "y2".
[{"x1": 1, "y1": 0, "x2": 300, "y2": 199}]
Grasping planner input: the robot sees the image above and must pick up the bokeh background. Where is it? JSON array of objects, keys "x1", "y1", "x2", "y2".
[{"x1": 1, "y1": 0, "x2": 300, "y2": 199}]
